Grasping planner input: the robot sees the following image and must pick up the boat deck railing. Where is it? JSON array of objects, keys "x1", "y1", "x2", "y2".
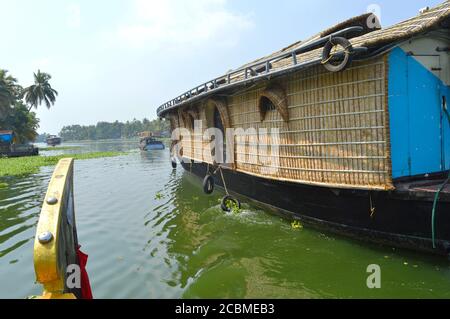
[{"x1": 156, "y1": 26, "x2": 368, "y2": 116}]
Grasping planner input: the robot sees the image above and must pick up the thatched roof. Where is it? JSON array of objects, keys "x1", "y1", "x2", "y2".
[{"x1": 157, "y1": 1, "x2": 450, "y2": 117}]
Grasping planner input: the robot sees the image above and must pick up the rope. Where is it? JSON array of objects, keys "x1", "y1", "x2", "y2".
[
  {"x1": 218, "y1": 166, "x2": 229, "y2": 195},
  {"x1": 431, "y1": 106, "x2": 450, "y2": 249},
  {"x1": 369, "y1": 193, "x2": 376, "y2": 218},
  {"x1": 321, "y1": 44, "x2": 353, "y2": 65},
  {"x1": 432, "y1": 171, "x2": 450, "y2": 249},
  {"x1": 321, "y1": 45, "x2": 338, "y2": 65}
]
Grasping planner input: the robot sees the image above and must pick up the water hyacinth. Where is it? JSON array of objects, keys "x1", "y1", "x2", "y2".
[{"x1": 0, "y1": 152, "x2": 125, "y2": 177}]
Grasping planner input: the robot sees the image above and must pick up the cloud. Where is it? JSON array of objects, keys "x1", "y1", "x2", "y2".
[
  {"x1": 67, "y1": 3, "x2": 81, "y2": 29},
  {"x1": 116, "y1": 0, "x2": 253, "y2": 49}
]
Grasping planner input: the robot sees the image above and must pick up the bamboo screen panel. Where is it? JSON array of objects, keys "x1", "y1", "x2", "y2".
[
  {"x1": 176, "y1": 56, "x2": 392, "y2": 190},
  {"x1": 228, "y1": 56, "x2": 392, "y2": 190},
  {"x1": 179, "y1": 102, "x2": 214, "y2": 164}
]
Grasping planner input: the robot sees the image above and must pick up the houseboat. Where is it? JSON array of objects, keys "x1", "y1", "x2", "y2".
[
  {"x1": 157, "y1": 3, "x2": 450, "y2": 255},
  {"x1": 138, "y1": 132, "x2": 165, "y2": 151},
  {"x1": 46, "y1": 135, "x2": 62, "y2": 147}
]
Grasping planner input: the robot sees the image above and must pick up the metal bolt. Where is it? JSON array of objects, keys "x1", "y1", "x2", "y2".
[
  {"x1": 38, "y1": 231, "x2": 53, "y2": 244},
  {"x1": 46, "y1": 197, "x2": 58, "y2": 205}
]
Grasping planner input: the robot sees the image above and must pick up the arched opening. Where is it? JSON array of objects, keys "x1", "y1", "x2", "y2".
[
  {"x1": 168, "y1": 117, "x2": 175, "y2": 131},
  {"x1": 168, "y1": 112, "x2": 178, "y2": 131},
  {"x1": 205, "y1": 98, "x2": 230, "y2": 165},
  {"x1": 189, "y1": 114, "x2": 195, "y2": 131},
  {"x1": 260, "y1": 96, "x2": 277, "y2": 113},
  {"x1": 184, "y1": 113, "x2": 194, "y2": 158},
  {"x1": 257, "y1": 86, "x2": 289, "y2": 122},
  {"x1": 205, "y1": 98, "x2": 230, "y2": 129},
  {"x1": 181, "y1": 112, "x2": 196, "y2": 131},
  {"x1": 168, "y1": 112, "x2": 180, "y2": 157},
  {"x1": 180, "y1": 111, "x2": 197, "y2": 159},
  {"x1": 186, "y1": 107, "x2": 199, "y2": 131},
  {"x1": 214, "y1": 108, "x2": 225, "y2": 137}
]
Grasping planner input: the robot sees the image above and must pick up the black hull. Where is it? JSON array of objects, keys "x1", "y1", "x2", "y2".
[
  {"x1": 46, "y1": 142, "x2": 61, "y2": 146},
  {"x1": 181, "y1": 161, "x2": 450, "y2": 256},
  {"x1": 5, "y1": 149, "x2": 39, "y2": 157},
  {"x1": 46, "y1": 137, "x2": 62, "y2": 146}
]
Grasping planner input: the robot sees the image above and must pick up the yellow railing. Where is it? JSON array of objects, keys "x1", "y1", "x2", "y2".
[{"x1": 33, "y1": 158, "x2": 79, "y2": 299}]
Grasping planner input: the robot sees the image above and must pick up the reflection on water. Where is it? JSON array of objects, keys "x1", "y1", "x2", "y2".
[
  {"x1": 0, "y1": 167, "x2": 52, "y2": 298},
  {"x1": 1, "y1": 139, "x2": 450, "y2": 298}
]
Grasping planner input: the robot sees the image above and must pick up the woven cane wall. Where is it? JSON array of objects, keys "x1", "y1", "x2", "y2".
[
  {"x1": 230, "y1": 56, "x2": 392, "y2": 190},
  {"x1": 180, "y1": 56, "x2": 393, "y2": 190},
  {"x1": 178, "y1": 102, "x2": 213, "y2": 163}
]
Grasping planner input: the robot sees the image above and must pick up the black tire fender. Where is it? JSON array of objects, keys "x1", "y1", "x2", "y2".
[
  {"x1": 322, "y1": 37, "x2": 353, "y2": 72},
  {"x1": 203, "y1": 174, "x2": 215, "y2": 195},
  {"x1": 171, "y1": 158, "x2": 177, "y2": 169},
  {"x1": 221, "y1": 195, "x2": 241, "y2": 212}
]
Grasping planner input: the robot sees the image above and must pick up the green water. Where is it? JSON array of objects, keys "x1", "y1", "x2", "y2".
[{"x1": 1, "y1": 140, "x2": 450, "y2": 299}]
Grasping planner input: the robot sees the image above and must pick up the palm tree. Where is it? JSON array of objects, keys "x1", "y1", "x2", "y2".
[
  {"x1": 22, "y1": 70, "x2": 58, "y2": 112},
  {"x1": 0, "y1": 85, "x2": 12, "y2": 117},
  {"x1": 0, "y1": 69, "x2": 21, "y2": 118}
]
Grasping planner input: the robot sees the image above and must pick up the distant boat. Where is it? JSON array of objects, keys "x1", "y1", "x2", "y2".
[
  {"x1": 138, "y1": 132, "x2": 165, "y2": 151},
  {"x1": 46, "y1": 135, "x2": 62, "y2": 146},
  {"x1": 139, "y1": 136, "x2": 165, "y2": 151}
]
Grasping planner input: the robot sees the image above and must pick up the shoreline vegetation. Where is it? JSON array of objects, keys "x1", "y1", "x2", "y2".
[
  {"x1": 58, "y1": 118, "x2": 170, "y2": 141},
  {"x1": 0, "y1": 151, "x2": 126, "y2": 178},
  {"x1": 38, "y1": 137, "x2": 172, "y2": 144}
]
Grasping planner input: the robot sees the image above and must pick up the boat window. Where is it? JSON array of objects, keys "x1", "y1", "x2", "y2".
[
  {"x1": 213, "y1": 108, "x2": 224, "y2": 134},
  {"x1": 189, "y1": 114, "x2": 195, "y2": 131},
  {"x1": 257, "y1": 86, "x2": 289, "y2": 122},
  {"x1": 258, "y1": 96, "x2": 278, "y2": 122},
  {"x1": 260, "y1": 96, "x2": 277, "y2": 112}
]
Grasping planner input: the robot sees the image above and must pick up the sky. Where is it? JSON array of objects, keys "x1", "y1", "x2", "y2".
[{"x1": 0, "y1": 0, "x2": 444, "y2": 134}]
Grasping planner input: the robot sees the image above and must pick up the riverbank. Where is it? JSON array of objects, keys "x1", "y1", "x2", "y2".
[{"x1": 0, "y1": 151, "x2": 126, "y2": 177}]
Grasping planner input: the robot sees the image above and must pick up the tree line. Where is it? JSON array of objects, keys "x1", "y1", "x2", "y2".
[
  {"x1": 59, "y1": 118, "x2": 170, "y2": 141},
  {"x1": 0, "y1": 69, "x2": 57, "y2": 143}
]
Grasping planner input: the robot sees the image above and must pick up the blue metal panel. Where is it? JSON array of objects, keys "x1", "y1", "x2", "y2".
[
  {"x1": 388, "y1": 48, "x2": 410, "y2": 178},
  {"x1": 407, "y1": 55, "x2": 442, "y2": 176},
  {"x1": 388, "y1": 47, "x2": 448, "y2": 178},
  {"x1": 0, "y1": 133, "x2": 13, "y2": 143}
]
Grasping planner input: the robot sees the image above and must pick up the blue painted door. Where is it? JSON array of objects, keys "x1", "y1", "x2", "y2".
[{"x1": 407, "y1": 55, "x2": 443, "y2": 176}]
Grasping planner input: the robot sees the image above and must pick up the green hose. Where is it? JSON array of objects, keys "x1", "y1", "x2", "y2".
[
  {"x1": 432, "y1": 171, "x2": 450, "y2": 249},
  {"x1": 432, "y1": 102, "x2": 450, "y2": 249}
]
